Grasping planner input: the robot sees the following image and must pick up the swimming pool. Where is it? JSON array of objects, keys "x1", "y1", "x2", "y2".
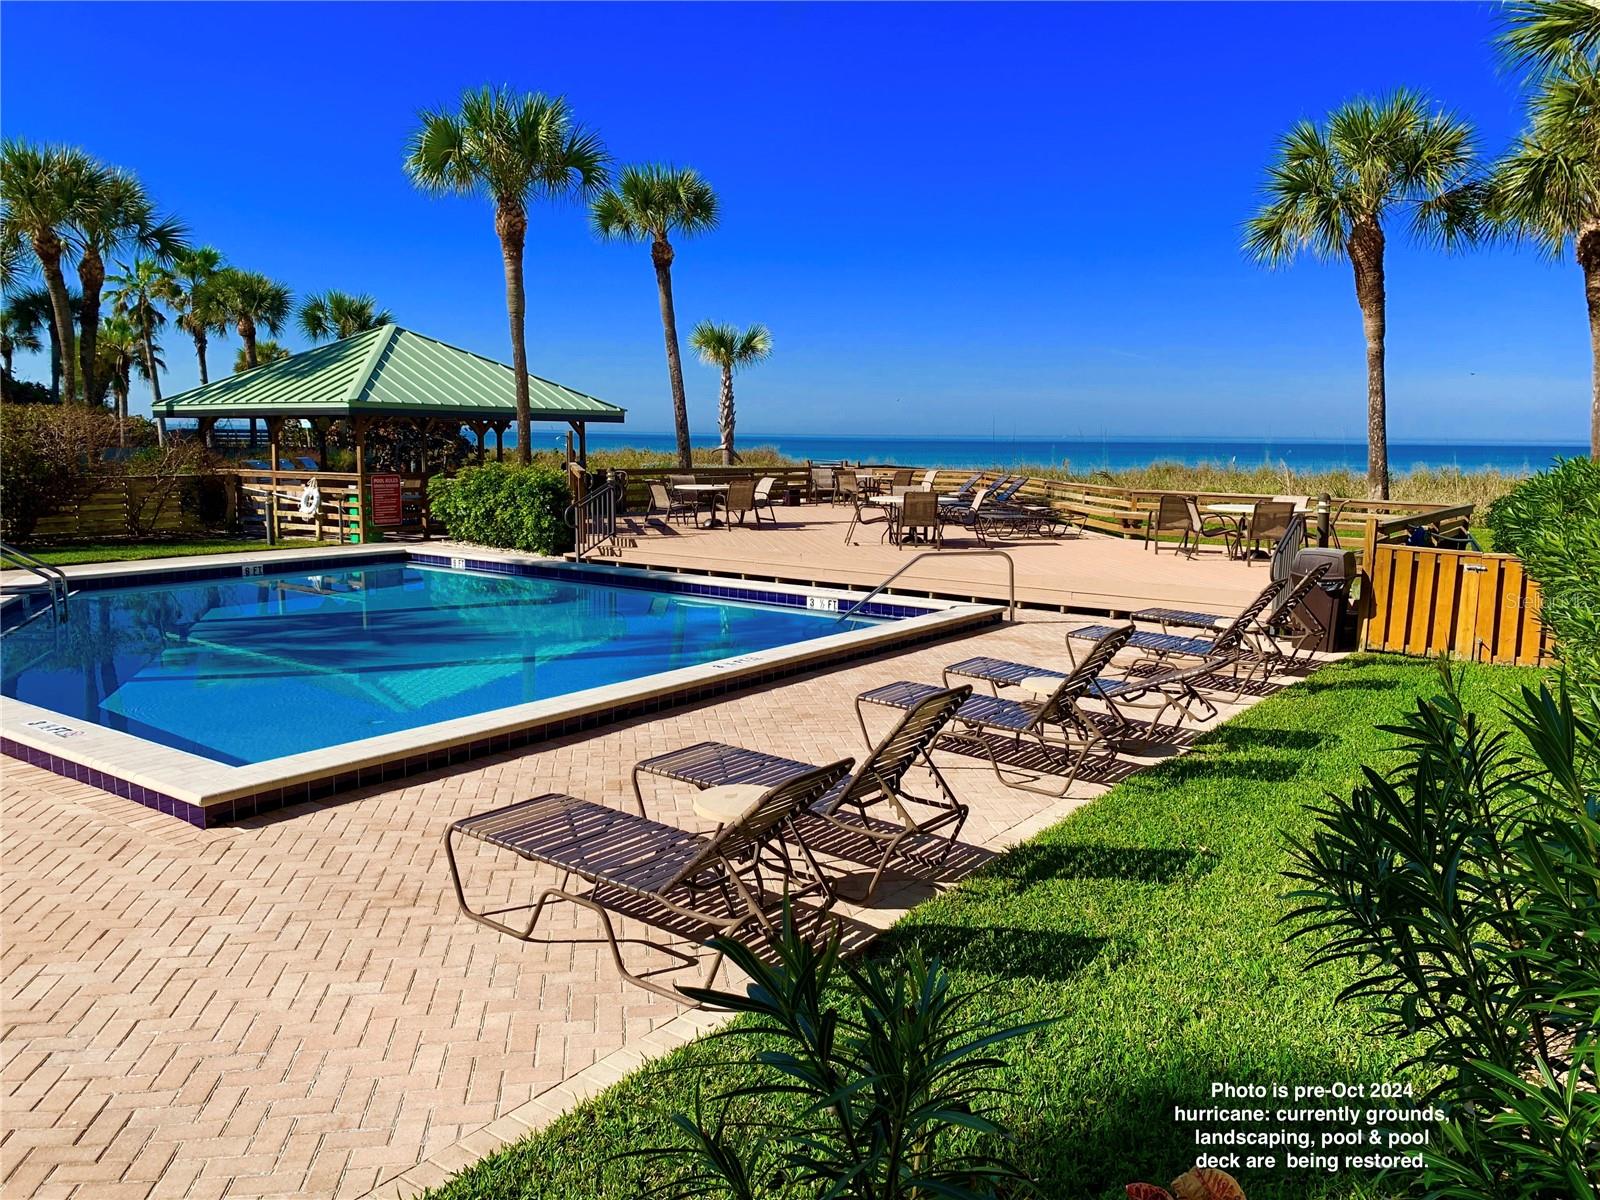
[{"x1": 2, "y1": 562, "x2": 884, "y2": 766}]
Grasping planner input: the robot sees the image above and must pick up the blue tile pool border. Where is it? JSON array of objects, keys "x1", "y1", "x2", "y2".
[{"x1": 3, "y1": 549, "x2": 995, "y2": 827}]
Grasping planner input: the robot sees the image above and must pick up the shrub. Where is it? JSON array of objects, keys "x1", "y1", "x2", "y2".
[
  {"x1": 428, "y1": 463, "x2": 573, "y2": 555},
  {"x1": 1484, "y1": 458, "x2": 1600, "y2": 692},
  {"x1": 1284, "y1": 668, "x2": 1600, "y2": 1198},
  {"x1": 0, "y1": 404, "x2": 82, "y2": 539}
]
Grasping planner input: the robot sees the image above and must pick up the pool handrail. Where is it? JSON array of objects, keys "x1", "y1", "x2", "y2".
[{"x1": 835, "y1": 549, "x2": 1016, "y2": 624}]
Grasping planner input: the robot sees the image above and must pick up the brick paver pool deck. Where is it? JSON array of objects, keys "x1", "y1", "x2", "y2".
[{"x1": 2, "y1": 604, "x2": 1303, "y2": 1200}]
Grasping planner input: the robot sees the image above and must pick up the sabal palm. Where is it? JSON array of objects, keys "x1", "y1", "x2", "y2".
[
  {"x1": 406, "y1": 86, "x2": 608, "y2": 464},
  {"x1": 689, "y1": 321, "x2": 772, "y2": 465},
  {"x1": 1492, "y1": 4, "x2": 1600, "y2": 454},
  {"x1": 0, "y1": 140, "x2": 100, "y2": 402},
  {"x1": 0, "y1": 299, "x2": 44, "y2": 377},
  {"x1": 298, "y1": 290, "x2": 393, "y2": 342},
  {"x1": 593, "y1": 165, "x2": 719, "y2": 468},
  {"x1": 164, "y1": 246, "x2": 228, "y2": 385},
  {"x1": 106, "y1": 257, "x2": 173, "y2": 412},
  {"x1": 6, "y1": 284, "x2": 77, "y2": 400},
  {"x1": 236, "y1": 339, "x2": 289, "y2": 373},
  {"x1": 97, "y1": 314, "x2": 161, "y2": 431},
  {"x1": 68, "y1": 167, "x2": 185, "y2": 406},
  {"x1": 1246, "y1": 90, "x2": 1479, "y2": 498},
  {"x1": 214, "y1": 268, "x2": 291, "y2": 370}
]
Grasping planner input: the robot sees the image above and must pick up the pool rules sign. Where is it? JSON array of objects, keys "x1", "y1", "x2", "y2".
[{"x1": 370, "y1": 475, "x2": 403, "y2": 527}]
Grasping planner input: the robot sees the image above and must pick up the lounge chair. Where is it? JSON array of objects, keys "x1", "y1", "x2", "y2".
[
  {"x1": 445, "y1": 759, "x2": 854, "y2": 1003},
  {"x1": 1067, "y1": 564, "x2": 1329, "y2": 682},
  {"x1": 944, "y1": 648, "x2": 1241, "y2": 732},
  {"x1": 649, "y1": 481, "x2": 696, "y2": 525},
  {"x1": 940, "y1": 473, "x2": 983, "y2": 505},
  {"x1": 989, "y1": 476, "x2": 1027, "y2": 504},
  {"x1": 855, "y1": 624, "x2": 1134, "y2": 796},
  {"x1": 631, "y1": 686, "x2": 972, "y2": 902},
  {"x1": 891, "y1": 489, "x2": 941, "y2": 548}
]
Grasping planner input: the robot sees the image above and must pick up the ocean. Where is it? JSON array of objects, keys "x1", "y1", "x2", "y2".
[{"x1": 560, "y1": 432, "x2": 1586, "y2": 475}]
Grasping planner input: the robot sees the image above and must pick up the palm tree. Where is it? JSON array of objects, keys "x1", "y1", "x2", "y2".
[
  {"x1": 1492, "y1": 2, "x2": 1600, "y2": 455},
  {"x1": 106, "y1": 257, "x2": 173, "y2": 424},
  {"x1": 8, "y1": 284, "x2": 77, "y2": 401},
  {"x1": 0, "y1": 140, "x2": 100, "y2": 402},
  {"x1": 592, "y1": 165, "x2": 719, "y2": 468},
  {"x1": 163, "y1": 245, "x2": 228, "y2": 385},
  {"x1": 689, "y1": 321, "x2": 772, "y2": 465},
  {"x1": 1500, "y1": 0, "x2": 1600, "y2": 73},
  {"x1": 235, "y1": 339, "x2": 289, "y2": 372},
  {"x1": 96, "y1": 315, "x2": 161, "y2": 436},
  {"x1": 406, "y1": 86, "x2": 609, "y2": 465},
  {"x1": 298, "y1": 290, "x2": 393, "y2": 342},
  {"x1": 1245, "y1": 91, "x2": 1480, "y2": 498},
  {"x1": 0, "y1": 299, "x2": 44, "y2": 397},
  {"x1": 214, "y1": 268, "x2": 291, "y2": 370},
  {"x1": 68, "y1": 167, "x2": 185, "y2": 407}
]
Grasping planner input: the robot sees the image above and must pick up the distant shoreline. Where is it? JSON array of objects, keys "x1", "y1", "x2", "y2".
[{"x1": 555, "y1": 430, "x2": 1585, "y2": 475}]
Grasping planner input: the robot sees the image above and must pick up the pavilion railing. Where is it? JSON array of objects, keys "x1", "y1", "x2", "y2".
[{"x1": 571, "y1": 481, "x2": 620, "y2": 560}]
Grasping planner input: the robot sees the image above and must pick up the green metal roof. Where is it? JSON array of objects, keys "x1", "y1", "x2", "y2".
[{"x1": 153, "y1": 325, "x2": 625, "y2": 423}]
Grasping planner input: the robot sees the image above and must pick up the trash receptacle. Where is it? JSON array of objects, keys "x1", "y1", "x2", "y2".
[{"x1": 1291, "y1": 547, "x2": 1359, "y2": 651}]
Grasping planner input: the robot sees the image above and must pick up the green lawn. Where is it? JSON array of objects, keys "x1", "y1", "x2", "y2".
[
  {"x1": 22, "y1": 539, "x2": 339, "y2": 567},
  {"x1": 429, "y1": 656, "x2": 1542, "y2": 1200}
]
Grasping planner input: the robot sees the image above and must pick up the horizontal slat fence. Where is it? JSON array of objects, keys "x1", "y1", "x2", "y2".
[
  {"x1": 31, "y1": 475, "x2": 206, "y2": 539},
  {"x1": 1362, "y1": 543, "x2": 1553, "y2": 666}
]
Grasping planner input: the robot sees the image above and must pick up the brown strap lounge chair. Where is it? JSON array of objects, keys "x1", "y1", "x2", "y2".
[
  {"x1": 856, "y1": 625, "x2": 1134, "y2": 797},
  {"x1": 632, "y1": 685, "x2": 972, "y2": 902},
  {"x1": 444, "y1": 759, "x2": 853, "y2": 1003}
]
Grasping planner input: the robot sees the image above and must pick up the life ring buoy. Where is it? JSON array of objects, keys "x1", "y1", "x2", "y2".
[{"x1": 298, "y1": 479, "x2": 321, "y2": 519}]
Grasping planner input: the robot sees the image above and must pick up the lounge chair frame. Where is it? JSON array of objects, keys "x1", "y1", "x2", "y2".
[{"x1": 445, "y1": 760, "x2": 853, "y2": 1003}]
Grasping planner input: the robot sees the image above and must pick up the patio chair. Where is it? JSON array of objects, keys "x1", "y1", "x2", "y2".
[
  {"x1": 724, "y1": 478, "x2": 759, "y2": 525},
  {"x1": 649, "y1": 481, "x2": 697, "y2": 525},
  {"x1": 1231, "y1": 500, "x2": 1297, "y2": 563},
  {"x1": 890, "y1": 468, "x2": 914, "y2": 490},
  {"x1": 920, "y1": 469, "x2": 939, "y2": 490},
  {"x1": 751, "y1": 476, "x2": 780, "y2": 524},
  {"x1": 810, "y1": 466, "x2": 836, "y2": 503},
  {"x1": 836, "y1": 470, "x2": 862, "y2": 505},
  {"x1": 856, "y1": 624, "x2": 1134, "y2": 797},
  {"x1": 445, "y1": 759, "x2": 853, "y2": 1003},
  {"x1": 631, "y1": 685, "x2": 972, "y2": 902},
  {"x1": 1184, "y1": 497, "x2": 1242, "y2": 555},
  {"x1": 891, "y1": 489, "x2": 942, "y2": 549},
  {"x1": 1145, "y1": 495, "x2": 1192, "y2": 554}
]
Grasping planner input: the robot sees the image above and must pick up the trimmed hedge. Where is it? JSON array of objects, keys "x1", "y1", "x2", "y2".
[
  {"x1": 427, "y1": 463, "x2": 574, "y2": 556},
  {"x1": 1485, "y1": 457, "x2": 1600, "y2": 690}
]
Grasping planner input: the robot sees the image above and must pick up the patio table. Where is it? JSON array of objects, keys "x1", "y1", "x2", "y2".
[
  {"x1": 1204, "y1": 502, "x2": 1312, "y2": 516},
  {"x1": 672, "y1": 482, "x2": 730, "y2": 527}
]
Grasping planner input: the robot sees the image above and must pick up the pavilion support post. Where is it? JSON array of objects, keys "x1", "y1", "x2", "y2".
[
  {"x1": 494, "y1": 422, "x2": 507, "y2": 462},
  {"x1": 267, "y1": 441, "x2": 280, "y2": 545},
  {"x1": 315, "y1": 418, "x2": 329, "y2": 469},
  {"x1": 572, "y1": 421, "x2": 587, "y2": 468},
  {"x1": 469, "y1": 421, "x2": 487, "y2": 465},
  {"x1": 353, "y1": 414, "x2": 369, "y2": 542},
  {"x1": 198, "y1": 416, "x2": 217, "y2": 449}
]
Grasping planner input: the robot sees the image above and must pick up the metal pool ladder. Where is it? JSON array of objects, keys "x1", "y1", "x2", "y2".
[
  {"x1": 835, "y1": 549, "x2": 1016, "y2": 623},
  {"x1": 0, "y1": 541, "x2": 71, "y2": 623}
]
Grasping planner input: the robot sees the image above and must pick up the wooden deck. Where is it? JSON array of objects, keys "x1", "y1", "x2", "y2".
[{"x1": 604, "y1": 503, "x2": 1267, "y2": 615}]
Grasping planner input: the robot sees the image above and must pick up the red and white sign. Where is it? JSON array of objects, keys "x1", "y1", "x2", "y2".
[{"x1": 370, "y1": 474, "x2": 403, "y2": 526}]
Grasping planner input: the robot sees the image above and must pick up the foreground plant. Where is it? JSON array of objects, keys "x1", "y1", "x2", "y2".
[
  {"x1": 1127, "y1": 1167, "x2": 1245, "y2": 1200},
  {"x1": 1283, "y1": 665, "x2": 1600, "y2": 1198},
  {"x1": 635, "y1": 907, "x2": 1045, "y2": 1199}
]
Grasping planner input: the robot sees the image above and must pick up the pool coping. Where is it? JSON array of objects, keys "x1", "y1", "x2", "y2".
[{"x1": 1, "y1": 545, "x2": 1001, "y2": 827}]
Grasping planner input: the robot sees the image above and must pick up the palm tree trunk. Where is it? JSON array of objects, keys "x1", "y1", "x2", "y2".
[
  {"x1": 141, "y1": 325, "x2": 164, "y2": 447},
  {"x1": 652, "y1": 237, "x2": 692, "y2": 470},
  {"x1": 193, "y1": 329, "x2": 209, "y2": 386},
  {"x1": 1348, "y1": 221, "x2": 1390, "y2": 500},
  {"x1": 77, "y1": 248, "x2": 104, "y2": 406},
  {"x1": 32, "y1": 234, "x2": 77, "y2": 403},
  {"x1": 496, "y1": 200, "x2": 532, "y2": 466},
  {"x1": 719, "y1": 366, "x2": 735, "y2": 466},
  {"x1": 239, "y1": 317, "x2": 258, "y2": 369},
  {"x1": 1580, "y1": 224, "x2": 1600, "y2": 458}
]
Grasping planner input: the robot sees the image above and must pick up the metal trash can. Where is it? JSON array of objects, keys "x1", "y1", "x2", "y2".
[{"x1": 1291, "y1": 547, "x2": 1359, "y2": 652}]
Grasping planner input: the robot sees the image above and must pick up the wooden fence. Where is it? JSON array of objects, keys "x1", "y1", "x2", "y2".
[
  {"x1": 31, "y1": 475, "x2": 208, "y2": 540},
  {"x1": 1361, "y1": 541, "x2": 1554, "y2": 666}
]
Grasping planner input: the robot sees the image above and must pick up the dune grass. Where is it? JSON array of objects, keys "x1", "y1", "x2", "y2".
[{"x1": 426, "y1": 655, "x2": 1541, "y2": 1200}]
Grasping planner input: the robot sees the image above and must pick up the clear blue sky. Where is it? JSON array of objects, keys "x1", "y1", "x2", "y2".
[{"x1": 0, "y1": 1, "x2": 1585, "y2": 442}]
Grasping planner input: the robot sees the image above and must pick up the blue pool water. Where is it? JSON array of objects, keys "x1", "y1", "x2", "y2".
[{"x1": 0, "y1": 565, "x2": 879, "y2": 766}]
